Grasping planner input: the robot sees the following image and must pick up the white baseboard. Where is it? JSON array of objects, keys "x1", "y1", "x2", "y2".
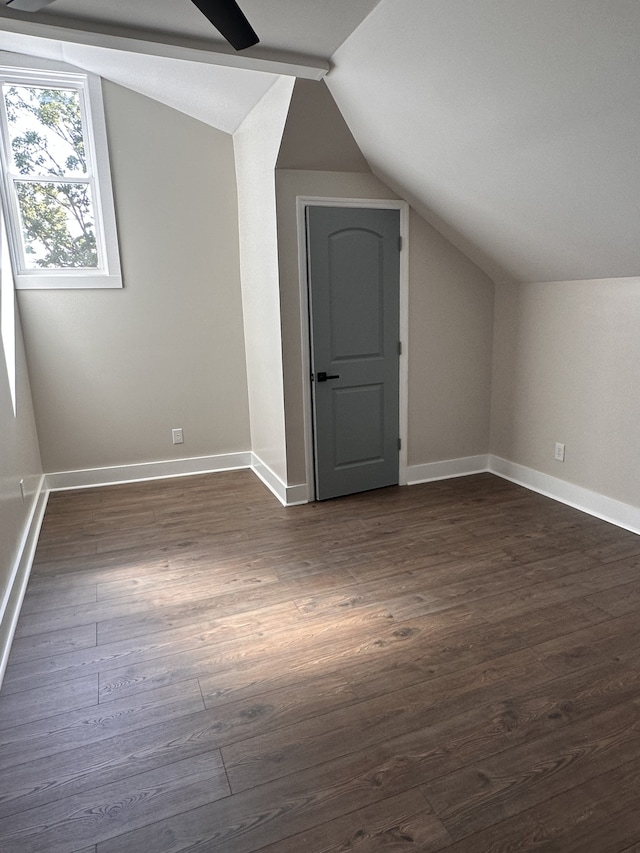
[
  {"x1": 45, "y1": 452, "x2": 253, "y2": 491},
  {"x1": 406, "y1": 454, "x2": 490, "y2": 485},
  {"x1": 406, "y1": 452, "x2": 640, "y2": 535},
  {"x1": 45, "y1": 451, "x2": 310, "y2": 507},
  {"x1": 250, "y1": 453, "x2": 309, "y2": 506},
  {"x1": 489, "y1": 455, "x2": 640, "y2": 536},
  {"x1": 0, "y1": 475, "x2": 48, "y2": 688}
]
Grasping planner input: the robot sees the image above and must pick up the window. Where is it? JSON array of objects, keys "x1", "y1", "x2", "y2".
[{"x1": 0, "y1": 66, "x2": 121, "y2": 289}]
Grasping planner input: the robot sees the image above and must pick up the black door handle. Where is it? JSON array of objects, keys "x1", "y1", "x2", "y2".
[{"x1": 316, "y1": 371, "x2": 340, "y2": 382}]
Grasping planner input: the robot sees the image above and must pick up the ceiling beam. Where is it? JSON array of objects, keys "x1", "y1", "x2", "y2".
[{"x1": 0, "y1": 11, "x2": 329, "y2": 79}]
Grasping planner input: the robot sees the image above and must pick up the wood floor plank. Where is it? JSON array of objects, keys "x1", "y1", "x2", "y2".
[
  {"x1": 12, "y1": 595, "x2": 165, "y2": 641},
  {"x1": 586, "y1": 573, "x2": 640, "y2": 617},
  {"x1": 0, "y1": 750, "x2": 229, "y2": 853},
  {"x1": 433, "y1": 755, "x2": 640, "y2": 852},
  {"x1": 1, "y1": 601, "x2": 300, "y2": 697},
  {"x1": 19, "y1": 584, "x2": 97, "y2": 615},
  {"x1": 0, "y1": 674, "x2": 98, "y2": 730},
  {"x1": 0, "y1": 674, "x2": 355, "y2": 819},
  {"x1": 1, "y1": 471, "x2": 638, "y2": 852},
  {"x1": 532, "y1": 611, "x2": 640, "y2": 675},
  {"x1": 0, "y1": 679, "x2": 205, "y2": 771},
  {"x1": 252, "y1": 789, "x2": 451, "y2": 853},
  {"x1": 95, "y1": 744, "x2": 447, "y2": 853},
  {"x1": 342, "y1": 598, "x2": 609, "y2": 701},
  {"x1": 96, "y1": 605, "x2": 479, "y2": 705},
  {"x1": 220, "y1": 648, "x2": 640, "y2": 794},
  {"x1": 584, "y1": 541, "x2": 640, "y2": 564},
  {"x1": 5, "y1": 622, "x2": 96, "y2": 665},
  {"x1": 94, "y1": 580, "x2": 305, "y2": 646},
  {"x1": 95, "y1": 565, "x2": 280, "y2": 602},
  {"x1": 421, "y1": 698, "x2": 640, "y2": 840},
  {"x1": 28, "y1": 553, "x2": 172, "y2": 589},
  {"x1": 20, "y1": 557, "x2": 296, "y2": 637}
]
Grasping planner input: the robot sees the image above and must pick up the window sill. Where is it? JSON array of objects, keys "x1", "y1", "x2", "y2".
[{"x1": 14, "y1": 273, "x2": 123, "y2": 290}]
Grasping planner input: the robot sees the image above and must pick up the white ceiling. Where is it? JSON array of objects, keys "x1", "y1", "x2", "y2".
[
  {"x1": 329, "y1": 0, "x2": 640, "y2": 283},
  {"x1": 0, "y1": 30, "x2": 280, "y2": 133},
  {"x1": 0, "y1": 0, "x2": 381, "y2": 60},
  {"x1": 0, "y1": 30, "x2": 279, "y2": 134},
  {"x1": 0, "y1": 1, "x2": 381, "y2": 132},
  {"x1": 1, "y1": 0, "x2": 638, "y2": 283}
]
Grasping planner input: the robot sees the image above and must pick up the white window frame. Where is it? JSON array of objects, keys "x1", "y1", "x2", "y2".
[
  {"x1": 0, "y1": 65, "x2": 122, "y2": 290},
  {"x1": 1, "y1": 207, "x2": 17, "y2": 416}
]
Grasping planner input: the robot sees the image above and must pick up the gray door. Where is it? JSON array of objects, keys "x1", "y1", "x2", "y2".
[{"x1": 306, "y1": 205, "x2": 400, "y2": 500}]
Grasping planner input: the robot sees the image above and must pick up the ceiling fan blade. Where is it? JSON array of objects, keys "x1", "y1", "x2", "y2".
[
  {"x1": 5, "y1": 0, "x2": 57, "y2": 11},
  {"x1": 189, "y1": 0, "x2": 259, "y2": 51}
]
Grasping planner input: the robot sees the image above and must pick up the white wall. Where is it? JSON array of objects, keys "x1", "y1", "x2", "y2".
[
  {"x1": 234, "y1": 77, "x2": 294, "y2": 484},
  {"x1": 0, "y1": 299, "x2": 43, "y2": 670},
  {"x1": 491, "y1": 277, "x2": 640, "y2": 509},
  {"x1": 17, "y1": 81, "x2": 251, "y2": 475}
]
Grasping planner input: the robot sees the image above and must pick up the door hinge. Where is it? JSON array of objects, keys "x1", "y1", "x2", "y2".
[
  {"x1": 398, "y1": 235, "x2": 403, "y2": 252},
  {"x1": 398, "y1": 437, "x2": 402, "y2": 450},
  {"x1": 398, "y1": 340, "x2": 402, "y2": 356}
]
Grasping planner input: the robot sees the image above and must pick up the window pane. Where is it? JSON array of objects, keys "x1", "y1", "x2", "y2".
[
  {"x1": 15, "y1": 181, "x2": 98, "y2": 269},
  {"x1": 4, "y1": 85, "x2": 87, "y2": 178}
]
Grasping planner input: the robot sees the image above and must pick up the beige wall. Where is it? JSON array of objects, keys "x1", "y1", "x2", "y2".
[
  {"x1": 277, "y1": 80, "x2": 370, "y2": 173},
  {"x1": 0, "y1": 309, "x2": 42, "y2": 643},
  {"x1": 407, "y1": 212, "x2": 495, "y2": 465},
  {"x1": 491, "y1": 278, "x2": 640, "y2": 508},
  {"x1": 275, "y1": 169, "x2": 495, "y2": 485},
  {"x1": 17, "y1": 81, "x2": 251, "y2": 474}
]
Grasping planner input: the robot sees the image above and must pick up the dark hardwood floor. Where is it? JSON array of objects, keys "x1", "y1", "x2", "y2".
[{"x1": 1, "y1": 470, "x2": 640, "y2": 852}]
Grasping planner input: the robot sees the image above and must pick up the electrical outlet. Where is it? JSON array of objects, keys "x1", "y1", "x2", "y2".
[
  {"x1": 171, "y1": 428, "x2": 184, "y2": 445},
  {"x1": 554, "y1": 442, "x2": 565, "y2": 462}
]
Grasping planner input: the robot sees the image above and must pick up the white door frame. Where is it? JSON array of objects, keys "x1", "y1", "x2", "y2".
[{"x1": 296, "y1": 196, "x2": 409, "y2": 501}]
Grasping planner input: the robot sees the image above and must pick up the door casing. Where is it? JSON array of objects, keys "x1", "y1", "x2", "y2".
[{"x1": 296, "y1": 196, "x2": 409, "y2": 502}]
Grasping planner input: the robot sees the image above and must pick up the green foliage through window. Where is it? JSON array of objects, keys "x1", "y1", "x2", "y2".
[{"x1": 3, "y1": 85, "x2": 98, "y2": 269}]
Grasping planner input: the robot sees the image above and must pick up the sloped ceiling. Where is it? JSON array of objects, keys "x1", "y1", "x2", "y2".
[
  {"x1": 0, "y1": 0, "x2": 381, "y2": 61},
  {"x1": 0, "y1": 31, "x2": 279, "y2": 133},
  {"x1": 328, "y1": 0, "x2": 640, "y2": 283},
  {"x1": 0, "y1": 0, "x2": 638, "y2": 284},
  {"x1": 0, "y1": 1, "x2": 381, "y2": 132}
]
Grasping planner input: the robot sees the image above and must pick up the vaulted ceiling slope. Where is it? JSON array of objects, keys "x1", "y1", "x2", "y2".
[
  {"x1": 0, "y1": 0, "x2": 380, "y2": 62},
  {"x1": 0, "y1": 1, "x2": 380, "y2": 132},
  {"x1": 0, "y1": 1, "x2": 637, "y2": 284},
  {"x1": 328, "y1": 0, "x2": 640, "y2": 284}
]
